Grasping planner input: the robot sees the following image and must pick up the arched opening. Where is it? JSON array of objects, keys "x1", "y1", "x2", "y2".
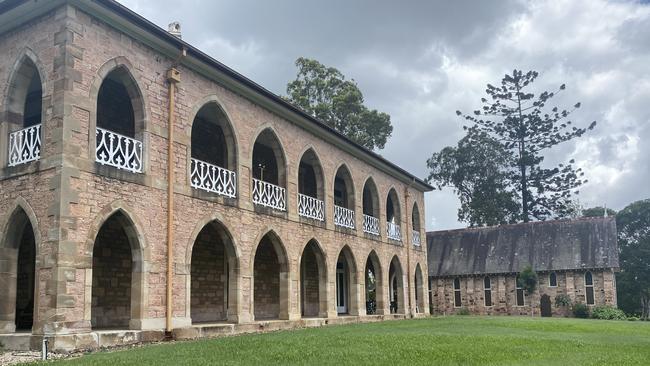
[
  {"x1": 585, "y1": 271, "x2": 595, "y2": 305},
  {"x1": 91, "y1": 211, "x2": 141, "y2": 329},
  {"x1": 253, "y1": 232, "x2": 289, "y2": 320},
  {"x1": 386, "y1": 188, "x2": 402, "y2": 241},
  {"x1": 190, "y1": 221, "x2": 238, "y2": 324},
  {"x1": 5, "y1": 56, "x2": 43, "y2": 167},
  {"x1": 414, "y1": 264, "x2": 425, "y2": 313},
  {"x1": 333, "y1": 165, "x2": 355, "y2": 229},
  {"x1": 388, "y1": 256, "x2": 405, "y2": 314},
  {"x1": 364, "y1": 251, "x2": 384, "y2": 315},
  {"x1": 251, "y1": 129, "x2": 287, "y2": 211},
  {"x1": 411, "y1": 203, "x2": 421, "y2": 246},
  {"x1": 297, "y1": 149, "x2": 325, "y2": 221},
  {"x1": 95, "y1": 66, "x2": 144, "y2": 172},
  {"x1": 362, "y1": 178, "x2": 380, "y2": 235},
  {"x1": 336, "y1": 246, "x2": 358, "y2": 315},
  {"x1": 0, "y1": 206, "x2": 37, "y2": 332},
  {"x1": 299, "y1": 240, "x2": 327, "y2": 317},
  {"x1": 190, "y1": 102, "x2": 237, "y2": 197}
]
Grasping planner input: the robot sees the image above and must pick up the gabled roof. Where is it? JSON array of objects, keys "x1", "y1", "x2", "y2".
[
  {"x1": 0, "y1": 0, "x2": 434, "y2": 192},
  {"x1": 427, "y1": 217, "x2": 619, "y2": 277}
]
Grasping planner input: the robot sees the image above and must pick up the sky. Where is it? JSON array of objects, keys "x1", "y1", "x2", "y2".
[{"x1": 118, "y1": 0, "x2": 650, "y2": 231}]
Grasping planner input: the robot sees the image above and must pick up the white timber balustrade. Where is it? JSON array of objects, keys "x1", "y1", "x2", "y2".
[
  {"x1": 334, "y1": 205, "x2": 355, "y2": 229},
  {"x1": 252, "y1": 178, "x2": 286, "y2": 211},
  {"x1": 363, "y1": 214, "x2": 380, "y2": 236},
  {"x1": 387, "y1": 221, "x2": 402, "y2": 241},
  {"x1": 95, "y1": 127, "x2": 143, "y2": 173},
  {"x1": 297, "y1": 193, "x2": 325, "y2": 221},
  {"x1": 412, "y1": 230, "x2": 421, "y2": 246},
  {"x1": 8, "y1": 124, "x2": 41, "y2": 167},
  {"x1": 190, "y1": 158, "x2": 237, "y2": 198}
]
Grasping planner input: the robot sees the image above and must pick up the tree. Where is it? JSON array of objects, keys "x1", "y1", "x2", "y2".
[
  {"x1": 518, "y1": 265, "x2": 538, "y2": 295},
  {"x1": 427, "y1": 130, "x2": 520, "y2": 226},
  {"x1": 615, "y1": 199, "x2": 650, "y2": 319},
  {"x1": 286, "y1": 57, "x2": 393, "y2": 150},
  {"x1": 582, "y1": 206, "x2": 617, "y2": 218},
  {"x1": 429, "y1": 69, "x2": 596, "y2": 224}
]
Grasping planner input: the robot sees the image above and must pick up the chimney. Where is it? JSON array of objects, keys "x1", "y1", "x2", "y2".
[{"x1": 168, "y1": 22, "x2": 182, "y2": 39}]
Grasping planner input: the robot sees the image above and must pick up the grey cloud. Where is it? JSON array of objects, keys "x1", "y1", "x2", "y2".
[{"x1": 119, "y1": 0, "x2": 650, "y2": 230}]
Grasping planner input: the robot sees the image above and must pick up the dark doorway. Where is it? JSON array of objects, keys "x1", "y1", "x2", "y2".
[{"x1": 541, "y1": 294, "x2": 552, "y2": 317}]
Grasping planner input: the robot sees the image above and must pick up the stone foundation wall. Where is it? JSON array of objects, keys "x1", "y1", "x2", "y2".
[{"x1": 430, "y1": 270, "x2": 618, "y2": 316}]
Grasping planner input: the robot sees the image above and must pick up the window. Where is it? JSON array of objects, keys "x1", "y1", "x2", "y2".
[
  {"x1": 549, "y1": 272, "x2": 557, "y2": 287},
  {"x1": 453, "y1": 278, "x2": 462, "y2": 308},
  {"x1": 585, "y1": 271, "x2": 595, "y2": 305},
  {"x1": 516, "y1": 276, "x2": 525, "y2": 306},
  {"x1": 484, "y1": 277, "x2": 492, "y2": 307}
]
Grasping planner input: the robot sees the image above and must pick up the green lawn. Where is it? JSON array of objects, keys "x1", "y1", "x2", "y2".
[{"x1": 31, "y1": 317, "x2": 650, "y2": 366}]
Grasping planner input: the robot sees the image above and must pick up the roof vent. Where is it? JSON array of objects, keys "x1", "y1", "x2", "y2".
[{"x1": 168, "y1": 22, "x2": 182, "y2": 39}]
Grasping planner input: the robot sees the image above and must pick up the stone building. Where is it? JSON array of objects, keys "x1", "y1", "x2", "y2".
[
  {"x1": 0, "y1": 0, "x2": 432, "y2": 351},
  {"x1": 427, "y1": 217, "x2": 619, "y2": 316}
]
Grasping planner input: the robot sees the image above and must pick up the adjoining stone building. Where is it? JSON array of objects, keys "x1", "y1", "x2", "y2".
[
  {"x1": 427, "y1": 217, "x2": 619, "y2": 317},
  {"x1": 0, "y1": 0, "x2": 432, "y2": 351}
]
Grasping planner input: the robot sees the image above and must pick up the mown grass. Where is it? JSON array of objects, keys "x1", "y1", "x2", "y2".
[{"x1": 29, "y1": 316, "x2": 650, "y2": 366}]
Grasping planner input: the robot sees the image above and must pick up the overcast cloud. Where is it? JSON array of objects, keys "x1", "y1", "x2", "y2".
[{"x1": 119, "y1": 0, "x2": 650, "y2": 230}]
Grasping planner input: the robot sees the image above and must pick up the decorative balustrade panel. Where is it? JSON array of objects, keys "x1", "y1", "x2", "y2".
[
  {"x1": 252, "y1": 178, "x2": 286, "y2": 211},
  {"x1": 334, "y1": 205, "x2": 356, "y2": 229},
  {"x1": 412, "y1": 230, "x2": 421, "y2": 246},
  {"x1": 297, "y1": 193, "x2": 325, "y2": 221},
  {"x1": 8, "y1": 124, "x2": 41, "y2": 167},
  {"x1": 95, "y1": 127, "x2": 143, "y2": 173},
  {"x1": 387, "y1": 222, "x2": 402, "y2": 241},
  {"x1": 190, "y1": 158, "x2": 237, "y2": 198},
  {"x1": 363, "y1": 214, "x2": 380, "y2": 236}
]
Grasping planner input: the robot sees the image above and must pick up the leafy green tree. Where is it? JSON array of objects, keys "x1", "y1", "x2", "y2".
[
  {"x1": 429, "y1": 70, "x2": 596, "y2": 224},
  {"x1": 286, "y1": 57, "x2": 393, "y2": 150},
  {"x1": 615, "y1": 199, "x2": 650, "y2": 319},
  {"x1": 427, "y1": 130, "x2": 519, "y2": 226},
  {"x1": 518, "y1": 265, "x2": 538, "y2": 295},
  {"x1": 582, "y1": 206, "x2": 617, "y2": 217}
]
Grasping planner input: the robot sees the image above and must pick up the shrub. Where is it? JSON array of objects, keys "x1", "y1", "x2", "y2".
[
  {"x1": 518, "y1": 266, "x2": 538, "y2": 295},
  {"x1": 555, "y1": 294, "x2": 572, "y2": 307},
  {"x1": 573, "y1": 303, "x2": 590, "y2": 318},
  {"x1": 591, "y1": 305, "x2": 627, "y2": 320},
  {"x1": 628, "y1": 316, "x2": 639, "y2": 321},
  {"x1": 457, "y1": 307, "x2": 471, "y2": 316}
]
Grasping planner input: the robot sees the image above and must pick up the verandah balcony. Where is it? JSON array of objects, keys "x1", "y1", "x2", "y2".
[
  {"x1": 252, "y1": 178, "x2": 286, "y2": 211},
  {"x1": 8, "y1": 124, "x2": 41, "y2": 167},
  {"x1": 190, "y1": 158, "x2": 237, "y2": 198},
  {"x1": 298, "y1": 193, "x2": 324, "y2": 221},
  {"x1": 412, "y1": 230, "x2": 421, "y2": 246},
  {"x1": 95, "y1": 127, "x2": 143, "y2": 173},
  {"x1": 363, "y1": 214, "x2": 380, "y2": 236},
  {"x1": 387, "y1": 221, "x2": 402, "y2": 242},
  {"x1": 334, "y1": 205, "x2": 355, "y2": 229}
]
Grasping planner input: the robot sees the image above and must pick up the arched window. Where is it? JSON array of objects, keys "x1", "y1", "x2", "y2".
[
  {"x1": 516, "y1": 275, "x2": 525, "y2": 306},
  {"x1": 549, "y1": 272, "x2": 558, "y2": 287},
  {"x1": 585, "y1": 271, "x2": 595, "y2": 305},
  {"x1": 251, "y1": 128, "x2": 286, "y2": 211},
  {"x1": 95, "y1": 67, "x2": 144, "y2": 173},
  {"x1": 411, "y1": 203, "x2": 421, "y2": 246},
  {"x1": 333, "y1": 165, "x2": 355, "y2": 229},
  {"x1": 453, "y1": 278, "x2": 462, "y2": 308},
  {"x1": 189, "y1": 102, "x2": 237, "y2": 198},
  {"x1": 484, "y1": 277, "x2": 492, "y2": 307},
  {"x1": 297, "y1": 149, "x2": 324, "y2": 221},
  {"x1": 362, "y1": 178, "x2": 380, "y2": 236},
  {"x1": 386, "y1": 188, "x2": 401, "y2": 241},
  {"x1": 5, "y1": 56, "x2": 43, "y2": 167}
]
